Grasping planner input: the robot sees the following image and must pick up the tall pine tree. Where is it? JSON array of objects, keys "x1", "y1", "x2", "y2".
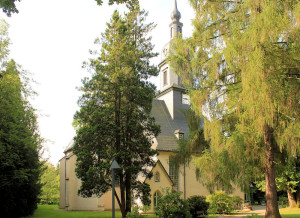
[
  {"x1": 73, "y1": 2, "x2": 160, "y2": 217},
  {"x1": 170, "y1": 1, "x2": 299, "y2": 217}
]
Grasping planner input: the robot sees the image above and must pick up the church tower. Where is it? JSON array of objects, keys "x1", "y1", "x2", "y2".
[
  {"x1": 170, "y1": 0, "x2": 183, "y2": 39},
  {"x1": 157, "y1": 0, "x2": 189, "y2": 120}
]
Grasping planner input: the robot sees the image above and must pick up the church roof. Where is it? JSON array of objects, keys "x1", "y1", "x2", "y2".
[
  {"x1": 64, "y1": 139, "x2": 74, "y2": 153},
  {"x1": 151, "y1": 98, "x2": 189, "y2": 151}
]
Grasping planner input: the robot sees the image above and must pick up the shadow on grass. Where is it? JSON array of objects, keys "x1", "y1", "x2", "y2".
[{"x1": 26, "y1": 205, "x2": 158, "y2": 218}]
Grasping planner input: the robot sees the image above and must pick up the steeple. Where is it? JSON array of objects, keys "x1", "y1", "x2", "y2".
[
  {"x1": 170, "y1": 0, "x2": 183, "y2": 39},
  {"x1": 171, "y1": 0, "x2": 181, "y2": 22}
]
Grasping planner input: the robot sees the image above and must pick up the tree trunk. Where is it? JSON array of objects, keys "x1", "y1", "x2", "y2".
[
  {"x1": 264, "y1": 124, "x2": 281, "y2": 218},
  {"x1": 287, "y1": 188, "x2": 297, "y2": 208},
  {"x1": 120, "y1": 176, "x2": 126, "y2": 218},
  {"x1": 125, "y1": 170, "x2": 132, "y2": 214},
  {"x1": 296, "y1": 185, "x2": 300, "y2": 208}
]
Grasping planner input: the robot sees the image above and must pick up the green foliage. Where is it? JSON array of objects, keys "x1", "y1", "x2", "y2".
[
  {"x1": 232, "y1": 195, "x2": 243, "y2": 210},
  {"x1": 0, "y1": 20, "x2": 43, "y2": 217},
  {"x1": 0, "y1": 0, "x2": 21, "y2": 16},
  {"x1": 170, "y1": 0, "x2": 299, "y2": 215},
  {"x1": 39, "y1": 162, "x2": 60, "y2": 205},
  {"x1": 125, "y1": 206, "x2": 144, "y2": 218},
  {"x1": 73, "y1": 3, "x2": 159, "y2": 217},
  {"x1": 154, "y1": 188, "x2": 192, "y2": 218},
  {"x1": 278, "y1": 196, "x2": 289, "y2": 208},
  {"x1": 95, "y1": 0, "x2": 137, "y2": 7},
  {"x1": 206, "y1": 191, "x2": 237, "y2": 214},
  {"x1": 186, "y1": 195, "x2": 209, "y2": 217}
]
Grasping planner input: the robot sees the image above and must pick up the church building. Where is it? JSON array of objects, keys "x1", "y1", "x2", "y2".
[{"x1": 59, "y1": 0, "x2": 244, "y2": 212}]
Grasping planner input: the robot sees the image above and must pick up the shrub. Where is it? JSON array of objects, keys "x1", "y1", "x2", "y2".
[
  {"x1": 126, "y1": 207, "x2": 143, "y2": 218},
  {"x1": 278, "y1": 196, "x2": 288, "y2": 208},
  {"x1": 232, "y1": 195, "x2": 243, "y2": 210},
  {"x1": 206, "y1": 191, "x2": 234, "y2": 214},
  {"x1": 187, "y1": 195, "x2": 209, "y2": 217},
  {"x1": 154, "y1": 188, "x2": 192, "y2": 218}
]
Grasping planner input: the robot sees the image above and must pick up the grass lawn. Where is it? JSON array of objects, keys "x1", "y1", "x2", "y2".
[
  {"x1": 25, "y1": 205, "x2": 158, "y2": 218},
  {"x1": 279, "y1": 208, "x2": 300, "y2": 218},
  {"x1": 25, "y1": 205, "x2": 300, "y2": 218}
]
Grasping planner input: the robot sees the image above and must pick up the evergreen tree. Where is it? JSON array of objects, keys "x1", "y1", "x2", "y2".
[
  {"x1": 73, "y1": 3, "x2": 160, "y2": 217},
  {"x1": 170, "y1": 1, "x2": 299, "y2": 217},
  {"x1": 0, "y1": 20, "x2": 43, "y2": 217},
  {"x1": 0, "y1": 0, "x2": 22, "y2": 16}
]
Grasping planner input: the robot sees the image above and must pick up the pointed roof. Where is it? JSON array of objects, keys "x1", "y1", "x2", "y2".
[{"x1": 171, "y1": 0, "x2": 181, "y2": 21}]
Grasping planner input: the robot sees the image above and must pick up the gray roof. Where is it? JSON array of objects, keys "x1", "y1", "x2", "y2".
[
  {"x1": 64, "y1": 90, "x2": 190, "y2": 153},
  {"x1": 64, "y1": 139, "x2": 74, "y2": 153},
  {"x1": 151, "y1": 99, "x2": 189, "y2": 151}
]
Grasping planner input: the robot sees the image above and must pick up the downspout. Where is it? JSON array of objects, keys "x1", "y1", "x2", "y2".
[{"x1": 65, "y1": 155, "x2": 67, "y2": 210}]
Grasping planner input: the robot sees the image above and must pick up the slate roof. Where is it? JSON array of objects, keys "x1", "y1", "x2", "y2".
[
  {"x1": 64, "y1": 139, "x2": 74, "y2": 153},
  {"x1": 151, "y1": 98, "x2": 189, "y2": 151},
  {"x1": 64, "y1": 88, "x2": 191, "y2": 153}
]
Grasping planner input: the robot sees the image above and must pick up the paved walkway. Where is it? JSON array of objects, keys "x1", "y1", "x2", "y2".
[{"x1": 211, "y1": 206, "x2": 266, "y2": 217}]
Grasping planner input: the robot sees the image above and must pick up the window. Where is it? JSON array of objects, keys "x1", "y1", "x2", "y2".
[
  {"x1": 163, "y1": 70, "x2": 168, "y2": 86},
  {"x1": 178, "y1": 26, "x2": 182, "y2": 34},
  {"x1": 182, "y1": 94, "x2": 190, "y2": 105},
  {"x1": 174, "y1": 129, "x2": 184, "y2": 139},
  {"x1": 179, "y1": 133, "x2": 184, "y2": 139},
  {"x1": 170, "y1": 27, "x2": 173, "y2": 38},
  {"x1": 154, "y1": 191, "x2": 160, "y2": 208},
  {"x1": 155, "y1": 172, "x2": 160, "y2": 182}
]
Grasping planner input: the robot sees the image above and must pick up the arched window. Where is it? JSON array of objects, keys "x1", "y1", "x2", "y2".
[
  {"x1": 178, "y1": 26, "x2": 182, "y2": 34},
  {"x1": 154, "y1": 191, "x2": 160, "y2": 208},
  {"x1": 155, "y1": 172, "x2": 160, "y2": 182}
]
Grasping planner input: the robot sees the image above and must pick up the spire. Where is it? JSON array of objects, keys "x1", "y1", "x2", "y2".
[
  {"x1": 169, "y1": 0, "x2": 183, "y2": 39},
  {"x1": 171, "y1": 0, "x2": 181, "y2": 21}
]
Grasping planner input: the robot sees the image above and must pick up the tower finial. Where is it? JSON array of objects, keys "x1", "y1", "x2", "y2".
[{"x1": 171, "y1": 0, "x2": 181, "y2": 21}]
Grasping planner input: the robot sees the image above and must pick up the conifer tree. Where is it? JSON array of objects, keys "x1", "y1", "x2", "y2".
[
  {"x1": 170, "y1": 1, "x2": 299, "y2": 217},
  {"x1": 0, "y1": 20, "x2": 42, "y2": 218},
  {"x1": 73, "y1": 2, "x2": 160, "y2": 217}
]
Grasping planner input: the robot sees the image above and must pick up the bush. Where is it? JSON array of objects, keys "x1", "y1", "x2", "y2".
[
  {"x1": 206, "y1": 191, "x2": 234, "y2": 214},
  {"x1": 126, "y1": 207, "x2": 143, "y2": 218},
  {"x1": 232, "y1": 195, "x2": 243, "y2": 210},
  {"x1": 278, "y1": 196, "x2": 288, "y2": 208},
  {"x1": 154, "y1": 188, "x2": 192, "y2": 218},
  {"x1": 187, "y1": 195, "x2": 209, "y2": 217}
]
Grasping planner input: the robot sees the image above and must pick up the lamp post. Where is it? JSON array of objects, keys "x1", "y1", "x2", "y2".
[{"x1": 110, "y1": 159, "x2": 120, "y2": 218}]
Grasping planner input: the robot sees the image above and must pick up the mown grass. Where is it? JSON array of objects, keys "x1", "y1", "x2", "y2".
[
  {"x1": 25, "y1": 205, "x2": 300, "y2": 218},
  {"x1": 238, "y1": 208, "x2": 300, "y2": 218},
  {"x1": 25, "y1": 205, "x2": 158, "y2": 218},
  {"x1": 279, "y1": 207, "x2": 300, "y2": 218}
]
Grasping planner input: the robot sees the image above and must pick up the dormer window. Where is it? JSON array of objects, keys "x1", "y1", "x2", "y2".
[{"x1": 174, "y1": 130, "x2": 184, "y2": 139}]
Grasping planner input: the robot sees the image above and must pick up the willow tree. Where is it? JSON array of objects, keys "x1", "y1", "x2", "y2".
[
  {"x1": 170, "y1": 1, "x2": 299, "y2": 217},
  {"x1": 73, "y1": 2, "x2": 159, "y2": 218}
]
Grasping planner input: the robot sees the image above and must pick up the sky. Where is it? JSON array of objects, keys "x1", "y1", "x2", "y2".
[{"x1": 1, "y1": 0, "x2": 194, "y2": 165}]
